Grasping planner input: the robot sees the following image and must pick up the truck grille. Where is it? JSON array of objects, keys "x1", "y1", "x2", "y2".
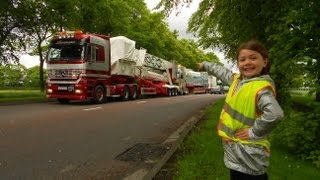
[{"x1": 48, "y1": 69, "x2": 83, "y2": 79}]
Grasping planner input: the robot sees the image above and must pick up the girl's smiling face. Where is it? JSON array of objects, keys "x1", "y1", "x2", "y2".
[{"x1": 237, "y1": 49, "x2": 268, "y2": 79}]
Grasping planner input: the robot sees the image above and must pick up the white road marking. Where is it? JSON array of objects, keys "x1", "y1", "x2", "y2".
[
  {"x1": 136, "y1": 101, "x2": 147, "y2": 104},
  {"x1": 83, "y1": 107, "x2": 102, "y2": 111},
  {"x1": 121, "y1": 136, "x2": 132, "y2": 141}
]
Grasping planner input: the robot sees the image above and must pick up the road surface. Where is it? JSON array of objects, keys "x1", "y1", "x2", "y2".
[{"x1": 0, "y1": 94, "x2": 224, "y2": 179}]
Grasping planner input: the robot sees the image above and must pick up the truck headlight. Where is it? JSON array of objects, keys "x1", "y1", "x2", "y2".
[{"x1": 75, "y1": 89, "x2": 82, "y2": 94}]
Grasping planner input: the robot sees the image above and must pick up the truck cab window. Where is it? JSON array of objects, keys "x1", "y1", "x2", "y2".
[
  {"x1": 86, "y1": 44, "x2": 105, "y2": 63},
  {"x1": 91, "y1": 46, "x2": 97, "y2": 62},
  {"x1": 86, "y1": 45, "x2": 98, "y2": 62},
  {"x1": 48, "y1": 44, "x2": 83, "y2": 61},
  {"x1": 48, "y1": 48, "x2": 61, "y2": 61},
  {"x1": 60, "y1": 46, "x2": 82, "y2": 60}
]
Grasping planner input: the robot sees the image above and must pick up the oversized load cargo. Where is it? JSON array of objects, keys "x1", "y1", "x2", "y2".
[
  {"x1": 110, "y1": 36, "x2": 145, "y2": 77},
  {"x1": 185, "y1": 69, "x2": 212, "y2": 94},
  {"x1": 110, "y1": 36, "x2": 171, "y2": 83},
  {"x1": 207, "y1": 75, "x2": 217, "y2": 89},
  {"x1": 139, "y1": 53, "x2": 172, "y2": 83},
  {"x1": 185, "y1": 69, "x2": 208, "y2": 86}
]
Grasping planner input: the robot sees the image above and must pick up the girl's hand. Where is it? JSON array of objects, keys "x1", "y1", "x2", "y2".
[
  {"x1": 235, "y1": 128, "x2": 250, "y2": 140},
  {"x1": 197, "y1": 62, "x2": 204, "y2": 71}
]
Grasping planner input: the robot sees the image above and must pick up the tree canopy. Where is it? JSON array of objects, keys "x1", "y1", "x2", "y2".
[
  {"x1": 0, "y1": 0, "x2": 220, "y2": 91},
  {"x1": 158, "y1": 0, "x2": 320, "y2": 102}
]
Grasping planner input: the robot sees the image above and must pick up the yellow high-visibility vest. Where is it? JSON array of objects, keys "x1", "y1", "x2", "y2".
[{"x1": 217, "y1": 74, "x2": 275, "y2": 151}]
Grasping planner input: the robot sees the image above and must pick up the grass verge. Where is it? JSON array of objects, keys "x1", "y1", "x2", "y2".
[
  {"x1": 0, "y1": 89, "x2": 46, "y2": 103},
  {"x1": 156, "y1": 99, "x2": 320, "y2": 180}
]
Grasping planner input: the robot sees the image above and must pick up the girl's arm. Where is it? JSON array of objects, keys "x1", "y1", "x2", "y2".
[
  {"x1": 202, "y1": 61, "x2": 234, "y2": 86},
  {"x1": 249, "y1": 88, "x2": 284, "y2": 138}
]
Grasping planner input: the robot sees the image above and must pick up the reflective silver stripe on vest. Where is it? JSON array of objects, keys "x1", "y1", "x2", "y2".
[
  {"x1": 220, "y1": 123, "x2": 235, "y2": 138},
  {"x1": 223, "y1": 103, "x2": 255, "y2": 126}
]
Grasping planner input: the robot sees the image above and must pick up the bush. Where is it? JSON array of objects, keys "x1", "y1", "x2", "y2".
[{"x1": 271, "y1": 99, "x2": 320, "y2": 168}]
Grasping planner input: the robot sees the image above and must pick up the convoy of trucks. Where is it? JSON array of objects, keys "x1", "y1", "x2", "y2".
[{"x1": 45, "y1": 30, "x2": 221, "y2": 104}]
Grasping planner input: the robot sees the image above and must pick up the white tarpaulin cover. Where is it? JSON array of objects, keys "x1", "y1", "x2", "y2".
[
  {"x1": 110, "y1": 36, "x2": 146, "y2": 76},
  {"x1": 185, "y1": 69, "x2": 209, "y2": 87},
  {"x1": 110, "y1": 36, "x2": 171, "y2": 83},
  {"x1": 110, "y1": 36, "x2": 136, "y2": 65}
]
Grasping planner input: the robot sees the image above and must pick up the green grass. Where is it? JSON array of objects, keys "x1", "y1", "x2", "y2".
[
  {"x1": 289, "y1": 90, "x2": 316, "y2": 98},
  {"x1": 268, "y1": 143, "x2": 320, "y2": 180},
  {"x1": 291, "y1": 94, "x2": 319, "y2": 107},
  {"x1": 0, "y1": 89, "x2": 46, "y2": 102},
  {"x1": 170, "y1": 99, "x2": 320, "y2": 180}
]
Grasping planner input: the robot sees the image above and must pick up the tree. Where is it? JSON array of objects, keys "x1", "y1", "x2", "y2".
[
  {"x1": 158, "y1": 0, "x2": 320, "y2": 102},
  {"x1": 23, "y1": 66, "x2": 47, "y2": 88},
  {"x1": 18, "y1": 0, "x2": 60, "y2": 92},
  {"x1": 268, "y1": 0, "x2": 320, "y2": 101},
  {"x1": 0, "y1": 0, "x2": 29, "y2": 65},
  {"x1": 0, "y1": 64, "x2": 26, "y2": 88}
]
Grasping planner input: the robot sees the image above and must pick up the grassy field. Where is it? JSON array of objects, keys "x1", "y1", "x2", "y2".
[
  {"x1": 0, "y1": 89, "x2": 46, "y2": 102},
  {"x1": 158, "y1": 99, "x2": 320, "y2": 180}
]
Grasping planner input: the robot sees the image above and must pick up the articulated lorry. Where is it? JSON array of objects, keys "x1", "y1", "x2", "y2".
[
  {"x1": 184, "y1": 69, "x2": 219, "y2": 94},
  {"x1": 46, "y1": 31, "x2": 187, "y2": 104}
]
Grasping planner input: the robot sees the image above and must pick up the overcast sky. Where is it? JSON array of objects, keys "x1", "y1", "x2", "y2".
[
  {"x1": 144, "y1": 0, "x2": 200, "y2": 39},
  {"x1": 144, "y1": 0, "x2": 237, "y2": 72}
]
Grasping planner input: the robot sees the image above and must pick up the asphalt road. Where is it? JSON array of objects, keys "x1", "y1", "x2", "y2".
[{"x1": 0, "y1": 94, "x2": 224, "y2": 179}]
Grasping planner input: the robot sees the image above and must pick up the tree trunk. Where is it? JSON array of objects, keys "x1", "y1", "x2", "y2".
[
  {"x1": 316, "y1": 75, "x2": 320, "y2": 102},
  {"x1": 316, "y1": 61, "x2": 320, "y2": 102},
  {"x1": 38, "y1": 42, "x2": 45, "y2": 92}
]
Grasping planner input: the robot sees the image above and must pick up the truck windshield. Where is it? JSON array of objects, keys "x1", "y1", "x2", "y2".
[{"x1": 48, "y1": 43, "x2": 84, "y2": 61}]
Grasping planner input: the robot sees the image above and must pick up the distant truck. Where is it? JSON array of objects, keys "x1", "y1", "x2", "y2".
[
  {"x1": 184, "y1": 69, "x2": 226, "y2": 95},
  {"x1": 208, "y1": 78, "x2": 227, "y2": 94},
  {"x1": 185, "y1": 69, "x2": 217, "y2": 94},
  {"x1": 45, "y1": 31, "x2": 187, "y2": 104}
]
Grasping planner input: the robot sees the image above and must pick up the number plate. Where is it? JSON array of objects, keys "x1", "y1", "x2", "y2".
[
  {"x1": 58, "y1": 86, "x2": 68, "y2": 90},
  {"x1": 58, "y1": 85, "x2": 74, "y2": 92}
]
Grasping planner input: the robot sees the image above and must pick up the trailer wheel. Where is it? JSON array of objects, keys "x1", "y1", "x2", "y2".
[
  {"x1": 92, "y1": 85, "x2": 105, "y2": 104},
  {"x1": 121, "y1": 86, "x2": 130, "y2": 101},
  {"x1": 130, "y1": 86, "x2": 137, "y2": 100},
  {"x1": 167, "y1": 88, "x2": 171, "y2": 96},
  {"x1": 57, "y1": 98, "x2": 70, "y2": 104}
]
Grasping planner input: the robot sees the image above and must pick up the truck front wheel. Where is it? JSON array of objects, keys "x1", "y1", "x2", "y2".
[{"x1": 92, "y1": 85, "x2": 106, "y2": 104}]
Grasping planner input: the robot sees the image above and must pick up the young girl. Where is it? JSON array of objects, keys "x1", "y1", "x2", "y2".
[{"x1": 198, "y1": 40, "x2": 284, "y2": 180}]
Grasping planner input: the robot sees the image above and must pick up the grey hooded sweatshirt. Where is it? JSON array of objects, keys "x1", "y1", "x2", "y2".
[{"x1": 203, "y1": 62, "x2": 284, "y2": 175}]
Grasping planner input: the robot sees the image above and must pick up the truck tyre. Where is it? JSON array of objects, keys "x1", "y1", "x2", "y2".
[
  {"x1": 57, "y1": 98, "x2": 70, "y2": 104},
  {"x1": 174, "y1": 89, "x2": 178, "y2": 96},
  {"x1": 92, "y1": 85, "x2": 105, "y2": 104},
  {"x1": 121, "y1": 86, "x2": 130, "y2": 101},
  {"x1": 167, "y1": 88, "x2": 172, "y2": 96},
  {"x1": 130, "y1": 86, "x2": 137, "y2": 100}
]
